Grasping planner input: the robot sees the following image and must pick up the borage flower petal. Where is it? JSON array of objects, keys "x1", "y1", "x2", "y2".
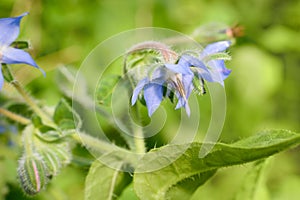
[
  {"x1": 201, "y1": 41, "x2": 231, "y2": 56},
  {"x1": 174, "y1": 74, "x2": 194, "y2": 116},
  {"x1": 144, "y1": 83, "x2": 164, "y2": 116},
  {"x1": 0, "y1": 13, "x2": 45, "y2": 90},
  {"x1": 130, "y1": 40, "x2": 232, "y2": 117},
  {"x1": 131, "y1": 67, "x2": 167, "y2": 116},
  {"x1": 131, "y1": 78, "x2": 149, "y2": 105},
  {"x1": 201, "y1": 41, "x2": 231, "y2": 85},
  {"x1": 165, "y1": 57, "x2": 193, "y2": 75},
  {"x1": 207, "y1": 59, "x2": 231, "y2": 84},
  {"x1": 180, "y1": 54, "x2": 213, "y2": 82},
  {"x1": 0, "y1": 12, "x2": 28, "y2": 46},
  {"x1": 1, "y1": 47, "x2": 45, "y2": 76},
  {"x1": 0, "y1": 65, "x2": 4, "y2": 89}
]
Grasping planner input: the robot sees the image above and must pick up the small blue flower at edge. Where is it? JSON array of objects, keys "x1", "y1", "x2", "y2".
[{"x1": 0, "y1": 12, "x2": 45, "y2": 90}]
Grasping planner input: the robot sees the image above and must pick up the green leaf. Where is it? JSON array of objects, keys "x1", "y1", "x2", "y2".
[
  {"x1": 167, "y1": 170, "x2": 216, "y2": 200},
  {"x1": 85, "y1": 160, "x2": 131, "y2": 200},
  {"x1": 96, "y1": 75, "x2": 121, "y2": 106},
  {"x1": 234, "y1": 160, "x2": 270, "y2": 200},
  {"x1": 53, "y1": 99, "x2": 82, "y2": 130},
  {"x1": 55, "y1": 66, "x2": 91, "y2": 106},
  {"x1": 118, "y1": 183, "x2": 139, "y2": 200},
  {"x1": 134, "y1": 129, "x2": 300, "y2": 200},
  {"x1": 32, "y1": 115, "x2": 62, "y2": 142}
]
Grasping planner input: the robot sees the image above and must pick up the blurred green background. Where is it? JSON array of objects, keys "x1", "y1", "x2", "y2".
[{"x1": 0, "y1": 0, "x2": 299, "y2": 199}]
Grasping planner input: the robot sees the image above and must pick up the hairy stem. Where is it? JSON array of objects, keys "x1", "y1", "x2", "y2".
[
  {"x1": 133, "y1": 105, "x2": 146, "y2": 154},
  {"x1": 133, "y1": 125, "x2": 146, "y2": 154},
  {"x1": 23, "y1": 125, "x2": 35, "y2": 156},
  {"x1": 11, "y1": 81, "x2": 55, "y2": 127},
  {"x1": 71, "y1": 132, "x2": 119, "y2": 154},
  {"x1": 0, "y1": 107, "x2": 30, "y2": 125},
  {"x1": 71, "y1": 132, "x2": 139, "y2": 166}
]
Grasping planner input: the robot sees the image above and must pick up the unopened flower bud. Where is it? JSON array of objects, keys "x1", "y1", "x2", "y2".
[
  {"x1": 17, "y1": 153, "x2": 48, "y2": 195},
  {"x1": 39, "y1": 150, "x2": 61, "y2": 177},
  {"x1": 52, "y1": 143, "x2": 72, "y2": 166}
]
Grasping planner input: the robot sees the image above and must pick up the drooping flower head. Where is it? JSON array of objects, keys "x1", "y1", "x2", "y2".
[
  {"x1": 129, "y1": 41, "x2": 231, "y2": 117},
  {"x1": 0, "y1": 12, "x2": 45, "y2": 90},
  {"x1": 131, "y1": 63, "x2": 194, "y2": 116}
]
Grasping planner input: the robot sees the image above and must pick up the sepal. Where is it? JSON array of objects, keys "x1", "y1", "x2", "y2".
[
  {"x1": 2, "y1": 64, "x2": 14, "y2": 83},
  {"x1": 11, "y1": 41, "x2": 30, "y2": 49}
]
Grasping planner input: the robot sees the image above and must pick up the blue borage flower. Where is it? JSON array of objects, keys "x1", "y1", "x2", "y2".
[
  {"x1": 131, "y1": 41, "x2": 231, "y2": 117},
  {"x1": 131, "y1": 63, "x2": 193, "y2": 116},
  {"x1": 0, "y1": 12, "x2": 45, "y2": 90}
]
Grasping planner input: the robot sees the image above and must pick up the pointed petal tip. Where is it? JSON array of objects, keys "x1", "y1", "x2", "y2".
[
  {"x1": 131, "y1": 96, "x2": 137, "y2": 106},
  {"x1": 219, "y1": 81, "x2": 225, "y2": 87},
  {"x1": 0, "y1": 70, "x2": 3, "y2": 91},
  {"x1": 224, "y1": 40, "x2": 231, "y2": 46},
  {"x1": 148, "y1": 111, "x2": 153, "y2": 117},
  {"x1": 39, "y1": 68, "x2": 46, "y2": 77},
  {"x1": 185, "y1": 104, "x2": 191, "y2": 116},
  {"x1": 221, "y1": 68, "x2": 232, "y2": 80},
  {"x1": 186, "y1": 109, "x2": 191, "y2": 117},
  {"x1": 148, "y1": 107, "x2": 156, "y2": 117},
  {"x1": 203, "y1": 40, "x2": 232, "y2": 55},
  {"x1": 19, "y1": 12, "x2": 29, "y2": 17},
  {"x1": 226, "y1": 68, "x2": 232, "y2": 75},
  {"x1": 147, "y1": 102, "x2": 162, "y2": 117}
]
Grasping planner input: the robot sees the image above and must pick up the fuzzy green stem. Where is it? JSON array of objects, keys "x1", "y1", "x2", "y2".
[
  {"x1": 133, "y1": 126, "x2": 146, "y2": 154},
  {"x1": 0, "y1": 107, "x2": 31, "y2": 125},
  {"x1": 72, "y1": 132, "x2": 139, "y2": 166},
  {"x1": 133, "y1": 105, "x2": 146, "y2": 154},
  {"x1": 71, "y1": 132, "x2": 119, "y2": 153},
  {"x1": 11, "y1": 81, "x2": 55, "y2": 127},
  {"x1": 23, "y1": 126, "x2": 35, "y2": 156}
]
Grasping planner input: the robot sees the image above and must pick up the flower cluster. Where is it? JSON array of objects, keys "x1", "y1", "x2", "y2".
[
  {"x1": 0, "y1": 12, "x2": 45, "y2": 90},
  {"x1": 131, "y1": 41, "x2": 231, "y2": 116}
]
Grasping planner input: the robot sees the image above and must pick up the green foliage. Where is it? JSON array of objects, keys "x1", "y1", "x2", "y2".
[
  {"x1": 17, "y1": 125, "x2": 72, "y2": 195},
  {"x1": 85, "y1": 160, "x2": 131, "y2": 200},
  {"x1": 234, "y1": 160, "x2": 269, "y2": 200},
  {"x1": 1, "y1": 0, "x2": 300, "y2": 199},
  {"x1": 118, "y1": 184, "x2": 139, "y2": 200},
  {"x1": 55, "y1": 66, "x2": 94, "y2": 114},
  {"x1": 96, "y1": 75, "x2": 121, "y2": 106},
  {"x1": 32, "y1": 115, "x2": 61, "y2": 142},
  {"x1": 133, "y1": 129, "x2": 300, "y2": 200},
  {"x1": 53, "y1": 98, "x2": 81, "y2": 131},
  {"x1": 166, "y1": 170, "x2": 217, "y2": 200}
]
